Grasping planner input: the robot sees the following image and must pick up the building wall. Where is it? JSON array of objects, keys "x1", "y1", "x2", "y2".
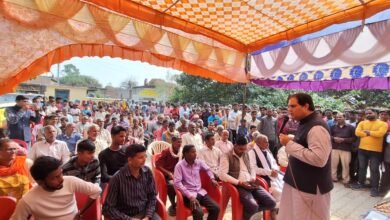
[
  {"x1": 45, "y1": 85, "x2": 87, "y2": 101},
  {"x1": 132, "y1": 87, "x2": 158, "y2": 101}
]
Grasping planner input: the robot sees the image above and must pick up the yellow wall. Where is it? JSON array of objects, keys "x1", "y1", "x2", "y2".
[{"x1": 45, "y1": 85, "x2": 87, "y2": 101}]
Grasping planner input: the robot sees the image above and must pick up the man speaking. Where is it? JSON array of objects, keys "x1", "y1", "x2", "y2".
[{"x1": 278, "y1": 93, "x2": 333, "y2": 220}]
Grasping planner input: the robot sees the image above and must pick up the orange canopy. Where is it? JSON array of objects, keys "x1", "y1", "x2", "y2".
[{"x1": 0, "y1": 0, "x2": 389, "y2": 94}]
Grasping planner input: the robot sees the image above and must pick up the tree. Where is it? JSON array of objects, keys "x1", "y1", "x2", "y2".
[
  {"x1": 59, "y1": 64, "x2": 102, "y2": 88},
  {"x1": 170, "y1": 74, "x2": 246, "y2": 104},
  {"x1": 170, "y1": 74, "x2": 390, "y2": 109}
]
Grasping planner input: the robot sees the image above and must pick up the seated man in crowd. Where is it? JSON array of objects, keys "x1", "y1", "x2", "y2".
[
  {"x1": 0, "y1": 139, "x2": 33, "y2": 201},
  {"x1": 96, "y1": 118, "x2": 112, "y2": 147},
  {"x1": 174, "y1": 144, "x2": 220, "y2": 220},
  {"x1": 249, "y1": 134, "x2": 283, "y2": 207},
  {"x1": 181, "y1": 122, "x2": 203, "y2": 151},
  {"x1": 220, "y1": 136, "x2": 276, "y2": 220},
  {"x1": 154, "y1": 119, "x2": 169, "y2": 141},
  {"x1": 128, "y1": 118, "x2": 145, "y2": 145},
  {"x1": 198, "y1": 133, "x2": 223, "y2": 180},
  {"x1": 103, "y1": 144, "x2": 160, "y2": 220},
  {"x1": 162, "y1": 121, "x2": 180, "y2": 144},
  {"x1": 215, "y1": 129, "x2": 234, "y2": 154},
  {"x1": 57, "y1": 122, "x2": 82, "y2": 156},
  {"x1": 99, "y1": 126, "x2": 128, "y2": 184},
  {"x1": 81, "y1": 124, "x2": 108, "y2": 157},
  {"x1": 62, "y1": 139, "x2": 101, "y2": 184},
  {"x1": 37, "y1": 115, "x2": 62, "y2": 141},
  {"x1": 29, "y1": 125, "x2": 70, "y2": 164},
  {"x1": 155, "y1": 135, "x2": 182, "y2": 216},
  {"x1": 11, "y1": 156, "x2": 101, "y2": 220},
  {"x1": 76, "y1": 115, "x2": 91, "y2": 135}
]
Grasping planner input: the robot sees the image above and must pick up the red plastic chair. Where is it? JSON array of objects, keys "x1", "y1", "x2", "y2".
[
  {"x1": 151, "y1": 153, "x2": 162, "y2": 171},
  {"x1": 156, "y1": 197, "x2": 169, "y2": 220},
  {"x1": 154, "y1": 168, "x2": 168, "y2": 205},
  {"x1": 153, "y1": 153, "x2": 168, "y2": 204},
  {"x1": 75, "y1": 192, "x2": 101, "y2": 220},
  {"x1": 175, "y1": 170, "x2": 223, "y2": 220},
  {"x1": 221, "y1": 176, "x2": 271, "y2": 220},
  {"x1": 12, "y1": 139, "x2": 28, "y2": 149},
  {"x1": 0, "y1": 196, "x2": 17, "y2": 220},
  {"x1": 101, "y1": 184, "x2": 109, "y2": 206}
]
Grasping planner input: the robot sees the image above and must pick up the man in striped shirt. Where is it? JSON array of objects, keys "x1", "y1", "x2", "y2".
[
  {"x1": 103, "y1": 144, "x2": 160, "y2": 220},
  {"x1": 62, "y1": 139, "x2": 101, "y2": 184}
]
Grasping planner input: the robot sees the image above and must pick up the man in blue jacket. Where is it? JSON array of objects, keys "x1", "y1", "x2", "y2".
[{"x1": 6, "y1": 95, "x2": 41, "y2": 145}]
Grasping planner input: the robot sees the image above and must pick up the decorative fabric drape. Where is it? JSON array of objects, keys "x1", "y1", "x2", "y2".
[
  {"x1": 0, "y1": 0, "x2": 248, "y2": 94},
  {"x1": 252, "y1": 20, "x2": 390, "y2": 78},
  {"x1": 251, "y1": 62, "x2": 390, "y2": 90}
]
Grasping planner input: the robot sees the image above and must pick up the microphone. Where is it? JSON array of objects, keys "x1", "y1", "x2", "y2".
[{"x1": 279, "y1": 115, "x2": 289, "y2": 134}]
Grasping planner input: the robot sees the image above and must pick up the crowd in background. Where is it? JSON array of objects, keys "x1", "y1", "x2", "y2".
[{"x1": 1, "y1": 94, "x2": 389, "y2": 219}]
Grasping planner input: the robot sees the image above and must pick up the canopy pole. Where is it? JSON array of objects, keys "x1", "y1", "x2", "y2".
[{"x1": 242, "y1": 53, "x2": 251, "y2": 120}]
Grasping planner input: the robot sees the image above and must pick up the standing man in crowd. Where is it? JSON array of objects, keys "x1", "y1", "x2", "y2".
[
  {"x1": 279, "y1": 93, "x2": 333, "y2": 220},
  {"x1": 352, "y1": 109, "x2": 388, "y2": 197},
  {"x1": 330, "y1": 113, "x2": 356, "y2": 186},
  {"x1": 6, "y1": 95, "x2": 41, "y2": 145},
  {"x1": 228, "y1": 103, "x2": 240, "y2": 144},
  {"x1": 259, "y1": 108, "x2": 279, "y2": 159}
]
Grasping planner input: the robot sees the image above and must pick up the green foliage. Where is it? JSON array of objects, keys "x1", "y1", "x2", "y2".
[
  {"x1": 60, "y1": 64, "x2": 102, "y2": 88},
  {"x1": 169, "y1": 74, "x2": 246, "y2": 104},
  {"x1": 170, "y1": 74, "x2": 390, "y2": 109}
]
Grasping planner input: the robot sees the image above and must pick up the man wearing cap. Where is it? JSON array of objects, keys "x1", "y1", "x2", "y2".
[{"x1": 6, "y1": 95, "x2": 41, "y2": 145}]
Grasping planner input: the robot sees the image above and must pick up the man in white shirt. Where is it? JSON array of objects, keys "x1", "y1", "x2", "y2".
[
  {"x1": 219, "y1": 136, "x2": 276, "y2": 220},
  {"x1": 45, "y1": 101, "x2": 58, "y2": 116},
  {"x1": 11, "y1": 156, "x2": 101, "y2": 220},
  {"x1": 215, "y1": 130, "x2": 234, "y2": 154},
  {"x1": 96, "y1": 118, "x2": 112, "y2": 146},
  {"x1": 181, "y1": 122, "x2": 203, "y2": 151},
  {"x1": 228, "y1": 103, "x2": 241, "y2": 144},
  {"x1": 247, "y1": 110, "x2": 261, "y2": 130},
  {"x1": 198, "y1": 133, "x2": 223, "y2": 179},
  {"x1": 78, "y1": 124, "x2": 108, "y2": 157},
  {"x1": 76, "y1": 115, "x2": 91, "y2": 135},
  {"x1": 249, "y1": 134, "x2": 283, "y2": 206},
  {"x1": 70, "y1": 105, "x2": 81, "y2": 123},
  {"x1": 29, "y1": 125, "x2": 70, "y2": 164},
  {"x1": 94, "y1": 106, "x2": 107, "y2": 121}
]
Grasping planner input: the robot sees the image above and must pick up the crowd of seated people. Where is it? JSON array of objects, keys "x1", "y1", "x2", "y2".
[{"x1": 1, "y1": 94, "x2": 389, "y2": 219}]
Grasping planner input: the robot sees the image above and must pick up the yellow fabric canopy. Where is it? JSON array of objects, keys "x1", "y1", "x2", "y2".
[{"x1": 0, "y1": 0, "x2": 389, "y2": 94}]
